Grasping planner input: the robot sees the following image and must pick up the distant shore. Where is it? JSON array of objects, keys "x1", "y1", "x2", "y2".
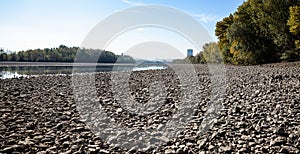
[{"x1": 0, "y1": 62, "x2": 140, "y2": 67}]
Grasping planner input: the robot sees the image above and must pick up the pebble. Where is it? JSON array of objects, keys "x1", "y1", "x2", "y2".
[
  {"x1": 164, "y1": 149, "x2": 174, "y2": 154},
  {"x1": 99, "y1": 149, "x2": 110, "y2": 153},
  {"x1": 220, "y1": 146, "x2": 232, "y2": 152}
]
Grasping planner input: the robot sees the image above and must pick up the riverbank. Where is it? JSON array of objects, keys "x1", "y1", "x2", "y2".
[{"x1": 0, "y1": 63, "x2": 299, "y2": 153}]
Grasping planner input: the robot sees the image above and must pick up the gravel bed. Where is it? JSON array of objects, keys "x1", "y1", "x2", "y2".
[{"x1": 0, "y1": 63, "x2": 299, "y2": 153}]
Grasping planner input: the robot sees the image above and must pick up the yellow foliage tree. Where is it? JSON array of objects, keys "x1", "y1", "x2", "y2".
[{"x1": 288, "y1": 5, "x2": 300, "y2": 49}]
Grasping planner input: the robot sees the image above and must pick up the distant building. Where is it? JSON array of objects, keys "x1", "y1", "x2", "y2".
[{"x1": 187, "y1": 49, "x2": 193, "y2": 57}]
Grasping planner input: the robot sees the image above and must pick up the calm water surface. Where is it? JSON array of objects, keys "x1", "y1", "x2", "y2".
[{"x1": 0, "y1": 65, "x2": 167, "y2": 79}]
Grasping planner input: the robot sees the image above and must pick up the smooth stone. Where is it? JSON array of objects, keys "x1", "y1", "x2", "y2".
[
  {"x1": 99, "y1": 149, "x2": 110, "y2": 154},
  {"x1": 220, "y1": 146, "x2": 232, "y2": 152}
]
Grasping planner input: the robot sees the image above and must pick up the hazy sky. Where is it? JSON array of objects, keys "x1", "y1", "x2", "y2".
[{"x1": 0, "y1": 0, "x2": 244, "y2": 58}]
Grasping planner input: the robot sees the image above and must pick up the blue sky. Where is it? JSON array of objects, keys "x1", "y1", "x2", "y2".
[{"x1": 0, "y1": 0, "x2": 244, "y2": 57}]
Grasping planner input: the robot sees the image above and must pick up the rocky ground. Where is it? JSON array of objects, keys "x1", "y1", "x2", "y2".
[{"x1": 0, "y1": 63, "x2": 299, "y2": 153}]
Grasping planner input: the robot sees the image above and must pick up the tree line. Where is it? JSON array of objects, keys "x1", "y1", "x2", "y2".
[
  {"x1": 215, "y1": 0, "x2": 300, "y2": 65},
  {"x1": 0, "y1": 45, "x2": 135, "y2": 63}
]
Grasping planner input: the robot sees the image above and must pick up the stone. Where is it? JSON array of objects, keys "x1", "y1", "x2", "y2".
[
  {"x1": 208, "y1": 145, "x2": 215, "y2": 150},
  {"x1": 275, "y1": 127, "x2": 286, "y2": 136},
  {"x1": 88, "y1": 148, "x2": 96, "y2": 152},
  {"x1": 238, "y1": 148, "x2": 248, "y2": 152},
  {"x1": 38, "y1": 144, "x2": 48, "y2": 148},
  {"x1": 164, "y1": 149, "x2": 174, "y2": 154},
  {"x1": 241, "y1": 135, "x2": 250, "y2": 140},
  {"x1": 33, "y1": 135, "x2": 44, "y2": 140},
  {"x1": 249, "y1": 142, "x2": 256, "y2": 147},
  {"x1": 270, "y1": 137, "x2": 286, "y2": 146},
  {"x1": 116, "y1": 108, "x2": 123, "y2": 113},
  {"x1": 197, "y1": 138, "x2": 207, "y2": 148},
  {"x1": 62, "y1": 141, "x2": 70, "y2": 147},
  {"x1": 2, "y1": 145, "x2": 23, "y2": 152},
  {"x1": 18, "y1": 138, "x2": 35, "y2": 145},
  {"x1": 99, "y1": 149, "x2": 110, "y2": 154},
  {"x1": 220, "y1": 146, "x2": 232, "y2": 152}
]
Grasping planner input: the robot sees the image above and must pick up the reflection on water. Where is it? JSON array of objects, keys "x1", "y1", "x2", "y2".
[
  {"x1": 0, "y1": 71, "x2": 25, "y2": 79},
  {"x1": 132, "y1": 66, "x2": 166, "y2": 71},
  {"x1": 0, "y1": 65, "x2": 167, "y2": 79}
]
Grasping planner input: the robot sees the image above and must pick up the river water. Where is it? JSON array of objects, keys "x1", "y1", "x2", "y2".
[{"x1": 0, "y1": 65, "x2": 167, "y2": 79}]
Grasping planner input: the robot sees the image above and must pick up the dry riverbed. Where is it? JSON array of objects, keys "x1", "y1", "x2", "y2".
[{"x1": 0, "y1": 63, "x2": 299, "y2": 153}]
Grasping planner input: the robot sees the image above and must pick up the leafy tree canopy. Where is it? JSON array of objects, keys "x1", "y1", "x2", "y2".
[
  {"x1": 0, "y1": 45, "x2": 135, "y2": 63},
  {"x1": 216, "y1": 0, "x2": 300, "y2": 64}
]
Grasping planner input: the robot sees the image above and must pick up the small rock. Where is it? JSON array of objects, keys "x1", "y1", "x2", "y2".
[
  {"x1": 275, "y1": 127, "x2": 286, "y2": 136},
  {"x1": 62, "y1": 141, "x2": 70, "y2": 147},
  {"x1": 164, "y1": 149, "x2": 174, "y2": 154},
  {"x1": 249, "y1": 142, "x2": 256, "y2": 146},
  {"x1": 61, "y1": 150, "x2": 72, "y2": 154},
  {"x1": 241, "y1": 135, "x2": 250, "y2": 140},
  {"x1": 38, "y1": 144, "x2": 48, "y2": 148},
  {"x1": 2, "y1": 145, "x2": 23, "y2": 152},
  {"x1": 208, "y1": 145, "x2": 215, "y2": 150},
  {"x1": 99, "y1": 149, "x2": 110, "y2": 154},
  {"x1": 116, "y1": 108, "x2": 123, "y2": 113},
  {"x1": 71, "y1": 145, "x2": 79, "y2": 150},
  {"x1": 220, "y1": 146, "x2": 232, "y2": 152},
  {"x1": 270, "y1": 137, "x2": 286, "y2": 146},
  {"x1": 197, "y1": 138, "x2": 207, "y2": 148},
  {"x1": 18, "y1": 138, "x2": 35, "y2": 145},
  {"x1": 88, "y1": 145, "x2": 99, "y2": 148},
  {"x1": 33, "y1": 135, "x2": 44, "y2": 140},
  {"x1": 238, "y1": 148, "x2": 248, "y2": 152},
  {"x1": 88, "y1": 148, "x2": 96, "y2": 152}
]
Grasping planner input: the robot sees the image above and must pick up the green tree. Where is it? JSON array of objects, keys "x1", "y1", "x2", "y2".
[
  {"x1": 252, "y1": 0, "x2": 296, "y2": 55},
  {"x1": 10, "y1": 52, "x2": 19, "y2": 61},
  {"x1": 116, "y1": 54, "x2": 135, "y2": 63},
  {"x1": 216, "y1": 0, "x2": 300, "y2": 64},
  {"x1": 215, "y1": 14, "x2": 234, "y2": 63},
  {"x1": 288, "y1": 5, "x2": 300, "y2": 49},
  {"x1": 202, "y1": 42, "x2": 223, "y2": 63},
  {"x1": 194, "y1": 52, "x2": 205, "y2": 64},
  {"x1": 98, "y1": 51, "x2": 117, "y2": 63},
  {"x1": 0, "y1": 49, "x2": 8, "y2": 61}
]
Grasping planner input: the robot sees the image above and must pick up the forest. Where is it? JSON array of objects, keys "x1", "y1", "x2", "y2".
[
  {"x1": 0, "y1": 45, "x2": 135, "y2": 63},
  {"x1": 214, "y1": 0, "x2": 300, "y2": 65}
]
